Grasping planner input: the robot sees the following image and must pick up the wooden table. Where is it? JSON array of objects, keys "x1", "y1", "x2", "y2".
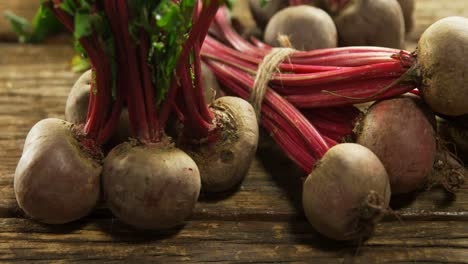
[{"x1": 1, "y1": 1, "x2": 467, "y2": 263}]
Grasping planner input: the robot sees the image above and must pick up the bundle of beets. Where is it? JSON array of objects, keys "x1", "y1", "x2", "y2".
[
  {"x1": 14, "y1": 0, "x2": 259, "y2": 230},
  {"x1": 12, "y1": 0, "x2": 467, "y2": 242},
  {"x1": 201, "y1": 6, "x2": 467, "y2": 240}
]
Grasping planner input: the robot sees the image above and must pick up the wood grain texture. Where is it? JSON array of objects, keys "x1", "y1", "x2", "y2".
[
  {"x1": 0, "y1": 43, "x2": 467, "y2": 222},
  {"x1": 0, "y1": 41, "x2": 467, "y2": 264},
  {"x1": 0, "y1": 218, "x2": 467, "y2": 263},
  {"x1": 1, "y1": 0, "x2": 468, "y2": 263}
]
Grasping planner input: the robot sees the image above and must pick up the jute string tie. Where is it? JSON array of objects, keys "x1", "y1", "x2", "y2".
[{"x1": 249, "y1": 47, "x2": 296, "y2": 119}]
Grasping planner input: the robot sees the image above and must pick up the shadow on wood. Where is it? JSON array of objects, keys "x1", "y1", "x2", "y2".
[{"x1": 93, "y1": 218, "x2": 185, "y2": 243}]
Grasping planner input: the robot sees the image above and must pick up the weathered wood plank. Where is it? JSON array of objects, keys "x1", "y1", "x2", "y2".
[
  {"x1": 0, "y1": 218, "x2": 467, "y2": 263},
  {"x1": 0, "y1": 1, "x2": 468, "y2": 263},
  {"x1": 0, "y1": 43, "x2": 467, "y2": 222}
]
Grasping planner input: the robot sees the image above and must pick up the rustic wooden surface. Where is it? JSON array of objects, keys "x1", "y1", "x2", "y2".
[{"x1": 1, "y1": 0, "x2": 468, "y2": 263}]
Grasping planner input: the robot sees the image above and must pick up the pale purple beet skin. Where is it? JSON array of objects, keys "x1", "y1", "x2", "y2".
[
  {"x1": 14, "y1": 118, "x2": 101, "y2": 224},
  {"x1": 418, "y1": 17, "x2": 468, "y2": 116},
  {"x1": 303, "y1": 143, "x2": 391, "y2": 241},
  {"x1": 333, "y1": 0, "x2": 405, "y2": 49},
  {"x1": 264, "y1": 5, "x2": 337, "y2": 50},
  {"x1": 102, "y1": 142, "x2": 201, "y2": 230},
  {"x1": 356, "y1": 96, "x2": 437, "y2": 194}
]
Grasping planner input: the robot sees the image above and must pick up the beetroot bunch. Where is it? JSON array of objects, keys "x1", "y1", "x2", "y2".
[
  {"x1": 13, "y1": 0, "x2": 467, "y2": 243},
  {"x1": 14, "y1": 0, "x2": 259, "y2": 230},
  {"x1": 200, "y1": 6, "x2": 467, "y2": 240}
]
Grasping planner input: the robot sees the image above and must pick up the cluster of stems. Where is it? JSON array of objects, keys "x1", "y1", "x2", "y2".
[{"x1": 48, "y1": 0, "x2": 223, "y2": 148}]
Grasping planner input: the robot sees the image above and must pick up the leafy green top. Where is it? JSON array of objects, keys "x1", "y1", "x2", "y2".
[
  {"x1": 8, "y1": 0, "x2": 203, "y2": 104},
  {"x1": 127, "y1": 0, "x2": 197, "y2": 104}
]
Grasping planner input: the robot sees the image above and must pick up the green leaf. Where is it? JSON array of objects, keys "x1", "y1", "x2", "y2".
[
  {"x1": 29, "y1": 6, "x2": 64, "y2": 42},
  {"x1": 60, "y1": 0, "x2": 77, "y2": 15},
  {"x1": 71, "y1": 55, "x2": 91, "y2": 72},
  {"x1": 74, "y1": 12, "x2": 93, "y2": 39},
  {"x1": 261, "y1": 0, "x2": 269, "y2": 7}
]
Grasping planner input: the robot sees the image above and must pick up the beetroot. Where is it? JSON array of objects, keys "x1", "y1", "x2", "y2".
[
  {"x1": 331, "y1": 0, "x2": 405, "y2": 49},
  {"x1": 184, "y1": 96, "x2": 258, "y2": 192},
  {"x1": 303, "y1": 143, "x2": 390, "y2": 241},
  {"x1": 103, "y1": 142, "x2": 200, "y2": 229},
  {"x1": 356, "y1": 96, "x2": 437, "y2": 194},
  {"x1": 418, "y1": 17, "x2": 468, "y2": 116},
  {"x1": 264, "y1": 5, "x2": 337, "y2": 50},
  {"x1": 15, "y1": 118, "x2": 101, "y2": 224}
]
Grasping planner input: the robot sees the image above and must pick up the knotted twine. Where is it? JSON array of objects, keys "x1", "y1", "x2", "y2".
[{"x1": 249, "y1": 36, "x2": 296, "y2": 119}]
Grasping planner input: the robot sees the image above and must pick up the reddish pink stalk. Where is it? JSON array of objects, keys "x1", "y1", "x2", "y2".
[
  {"x1": 198, "y1": 6, "x2": 420, "y2": 171},
  {"x1": 50, "y1": 0, "x2": 222, "y2": 147},
  {"x1": 49, "y1": 3, "x2": 119, "y2": 146},
  {"x1": 206, "y1": 60, "x2": 330, "y2": 161}
]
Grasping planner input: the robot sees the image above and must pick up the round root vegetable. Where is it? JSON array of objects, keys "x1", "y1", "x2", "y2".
[
  {"x1": 102, "y1": 142, "x2": 200, "y2": 229},
  {"x1": 65, "y1": 70, "x2": 131, "y2": 145},
  {"x1": 418, "y1": 17, "x2": 468, "y2": 116},
  {"x1": 15, "y1": 118, "x2": 101, "y2": 224},
  {"x1": 397, "y1": 0, "x2": 415, "y2": 33},
  {"x1": 332, "y1": 0, "x2": 405, "y2": 49},
  {"x1": 303, "y1": 143, "x2": 391, "y2": 241},
  {"x1": 184, "y1": 96, "x2": 258, "y2": 192},
  {"x1": 356, "y1": 96, "x2": 437, "y2": 194},
  {"x1": 264, "y1": 5, "x2": 337, "y2": 50},
  {"x1": 249, "y1": 0, "x2": 287, "y2": 30}
]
